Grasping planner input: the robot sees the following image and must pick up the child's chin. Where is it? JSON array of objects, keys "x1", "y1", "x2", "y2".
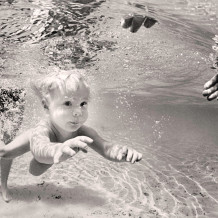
[{"x1": 68, "y1": 124, "x2": 81, "y2": 131}]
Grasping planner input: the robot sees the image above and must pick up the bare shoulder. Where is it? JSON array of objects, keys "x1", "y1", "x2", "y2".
[{"x1": 31, "y1": 120, "x2": 52, "y2": 139}]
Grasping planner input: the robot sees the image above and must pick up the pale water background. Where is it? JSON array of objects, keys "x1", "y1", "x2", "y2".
[{"x1": 0, "y1": 0, "x2": 218, "y2": 217}]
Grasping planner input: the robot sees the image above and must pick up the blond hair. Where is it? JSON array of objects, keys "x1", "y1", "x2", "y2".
[{"x1": 31, "y1": 70, "x2": 90, "y2": 105}]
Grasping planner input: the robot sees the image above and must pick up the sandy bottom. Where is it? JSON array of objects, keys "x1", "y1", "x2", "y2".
[
  {"x1": 1, "y1": 186, "x2": 117, "y2": 218},
  {"x1": 0, "y1": 152, "x2": 150, "y2": 218}
]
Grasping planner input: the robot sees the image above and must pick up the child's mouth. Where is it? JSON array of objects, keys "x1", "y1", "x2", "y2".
[{"x1": 70, "y1": 121, "x2": 79, "y2": 125}]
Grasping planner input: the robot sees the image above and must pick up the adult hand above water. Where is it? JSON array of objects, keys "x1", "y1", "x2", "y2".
[
  {"x1": 202, "y1": 73, "x2": 218, "y2": 101},
  {"x1": 121, "y1": 14, "x2": 158, "y2": 33}
]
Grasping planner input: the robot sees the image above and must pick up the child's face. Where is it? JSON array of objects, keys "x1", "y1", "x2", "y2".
[{"x1": 47, "y1": 83, "x2": 89, "y2": 133}]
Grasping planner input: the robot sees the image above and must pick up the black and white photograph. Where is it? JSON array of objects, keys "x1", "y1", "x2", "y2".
[{"x1": 0, "y1": 0, "x2": 218, "y2": 217}]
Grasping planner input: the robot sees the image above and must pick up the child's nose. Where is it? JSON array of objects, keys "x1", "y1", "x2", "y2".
[{"x1": 73, "y1": 108, "x2": 82, "y2": 117}]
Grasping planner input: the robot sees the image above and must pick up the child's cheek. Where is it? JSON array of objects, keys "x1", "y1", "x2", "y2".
[
  {"x1": 54, "y1": 109, "x2": 68, "y2": 118},
  {"x1": 84, "y1": 110, "x2": 88, "y2": 119}
]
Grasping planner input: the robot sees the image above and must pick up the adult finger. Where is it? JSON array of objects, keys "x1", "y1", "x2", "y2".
[
  {"x1": 202, "y1": 83, "x2": 218, "y2": 96},
  {"x1": 203, "y1": 87, "x2": 216, "y2": 96},
  {"x1": 144, "y1": 16, "x2": 157, "y2": 28},
  {"x1": 130, "y1": 14, "x2": 145, "y2": 33},
  {"x1": 204, "y1": 74, "x2": 218, "y2": 89},
  {"x1": 121, "y1": 14, "x2": 134, "y2": 28},
  {"x1": 126, "y1": 148, "x2": 133, "y2": 162},
  {"x1": 207, "y1": 91, "x2": 218, "y2": 101}
]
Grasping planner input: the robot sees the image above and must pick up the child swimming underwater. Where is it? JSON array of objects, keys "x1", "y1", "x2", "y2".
[{"x1": 0, "y1": 70, "x2": 142, "y2": 202}]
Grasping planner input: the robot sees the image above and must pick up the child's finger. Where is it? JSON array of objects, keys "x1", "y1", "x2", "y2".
[
  {"x1": 131, "y1": 152, "x2": 139, "y2": 164},
  {"x1": 63, "y1": 146, "x2": 76, "y2": 157},
  {"x1": 121, "y1": 146, "x2": 127, "y2": 153},
  {"x1": 118, "y1": 146, "x2": 128, "y2": 160},
  {"x1": 126, "y1": 148, "x2": 133, "y2": 162},
  {"x1": 53, "y1": 150, "x2": 62, "y2": 164},
  {"x1": 70, "y1": 141, "x2": 88, "y2": 150},
  {"x1": 76, "y1": 136, "x2": 93, "y2": 144},
  {"x1": 136, "y1": 153, "x2": 143, "y2": 162},
  {"x1": 117, "y1": 151, "x2": 123, "y2": 161},
  {"x1": 80, "y1": 146, "x2": 88, "y2": 153},
  {"x1": 72, "y1": 146, "x2": 88, "y2": 153}
]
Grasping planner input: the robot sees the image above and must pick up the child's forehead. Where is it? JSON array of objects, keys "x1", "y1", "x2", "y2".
[
  {"x1": 62, "y1": 85, "x2": 90, "y2": 100},
  {"x1": 47, "y1": 77, "x2": 90, "y2": 101}
]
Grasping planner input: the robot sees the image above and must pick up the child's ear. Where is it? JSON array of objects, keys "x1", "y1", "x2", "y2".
[{"x1": 42, "y1": 99, "x2": 49, "y2": 110}]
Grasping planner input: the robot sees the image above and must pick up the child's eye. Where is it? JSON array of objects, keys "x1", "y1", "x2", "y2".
[
  {"x1": 80, "y1": 101, "x2": 87, "y2": 107},
  {"x1": 64, "y1": 101, "x2": 72, "y2": 106}
]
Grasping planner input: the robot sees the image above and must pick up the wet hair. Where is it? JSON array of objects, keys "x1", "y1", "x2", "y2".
[{"x1": 31, "y1": 70, "x2": 90, "y2": 107}]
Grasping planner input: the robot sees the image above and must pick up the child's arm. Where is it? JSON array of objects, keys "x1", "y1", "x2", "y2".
[
  {"x1": 30, "y1": 125, "x2": 93, "y2": 164},
  {"x1": 0, "y1": 130, "x2": 31, "y2": 159},
  {"x1": 78, "y1": 125, "x2": 142, "y2": 163}
]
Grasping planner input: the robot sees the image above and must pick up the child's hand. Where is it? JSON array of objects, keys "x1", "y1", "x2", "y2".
[
  {"x1": 53, "y1": 136, "x2": 93, "y2": 164},
  {"x1": 203, "y1": 74, "x2": 218, "y2": 101},
  {"x1": 119, "y1": 146, "x2": 142, "y2": 163},
  {"x1": 109, "y1": 145, "x2": 142, "y2": 163}
]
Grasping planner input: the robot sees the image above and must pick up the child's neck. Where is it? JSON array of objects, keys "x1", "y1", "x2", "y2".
[{"x1": 49, "y1": 121, "x2": 78, "y2": 143}]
